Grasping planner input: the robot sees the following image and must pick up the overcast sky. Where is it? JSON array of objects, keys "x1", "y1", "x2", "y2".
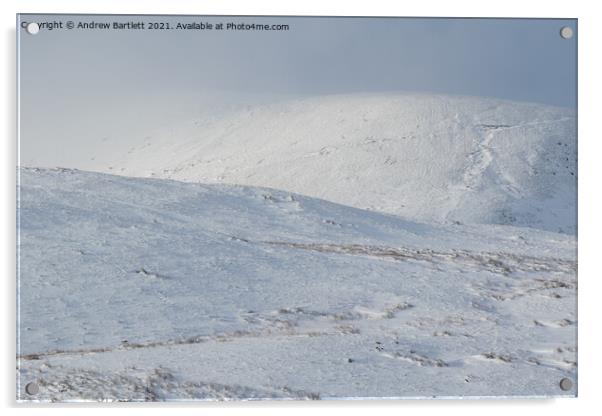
[{"x1": 18, "y1": 15, "x2": 576, "y2": 168}]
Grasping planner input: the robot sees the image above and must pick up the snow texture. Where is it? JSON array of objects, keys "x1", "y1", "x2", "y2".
[{"x1": 17, "y1": 94, "x2": 577, "y2": 401}]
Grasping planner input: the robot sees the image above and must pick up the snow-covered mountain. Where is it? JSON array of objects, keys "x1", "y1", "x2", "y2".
[
  {"x1": 18, "y1": 168, "x2": 576, "y2": 400},
  {"x1": 105, "y1": 94, "x2": 576, "y2": 234}
]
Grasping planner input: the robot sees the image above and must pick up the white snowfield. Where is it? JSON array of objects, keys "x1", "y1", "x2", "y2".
[
  {"x1": 108, "y1": 94, "x2": 576, "y2": 234},
  {"x1": 18, "y1": 168, "x2": 576, "y2": 401}
]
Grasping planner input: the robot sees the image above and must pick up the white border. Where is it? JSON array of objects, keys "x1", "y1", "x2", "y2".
[{"x1": 2, "y1": 1, "x2": 601, "y2": 414}]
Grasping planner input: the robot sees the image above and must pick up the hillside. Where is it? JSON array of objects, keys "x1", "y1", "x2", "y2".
[
  {"x1": 106, "y1": 94, "x2": 577, "y2": 233},
  {"x1": 17, "y1": 168, "x2": 576, "y2": 400}
]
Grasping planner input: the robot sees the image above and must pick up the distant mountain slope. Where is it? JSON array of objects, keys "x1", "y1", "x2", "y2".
[
  {"x1": 18, "y1": 168, "x2": 576, "y2": 400},
  {"x1": 108, "y1": 94, "x2": 576, "y2": 234}
]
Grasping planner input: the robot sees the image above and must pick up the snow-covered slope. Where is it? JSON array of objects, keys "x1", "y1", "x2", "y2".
[
  {"x1": 17, "y1": 168, "x2": 576, "y2": 400},
  {"x1": 107, "y1": 94, "x2": 576, "y2": 234}
]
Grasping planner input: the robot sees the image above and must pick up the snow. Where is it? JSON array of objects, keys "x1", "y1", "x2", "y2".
[
  {"x1": 17, "y1": 166, "x2": 576, "y2": 401},
  {"x1": 104, "y1": 94, "x2": 576, "y2": 234}
]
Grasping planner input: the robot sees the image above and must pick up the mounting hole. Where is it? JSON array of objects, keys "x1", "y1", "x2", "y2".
[
  {"x1": 26, "y1": 22, "x2": 40, "y2": 35},
  {"x1": 25, "y1": 381, "x2": 39, "y2": 395},
  {"x1": 559, "y1": 377, "x2": 573, "y2": 391},
  {"x1": 560, "y1": 26, "x2": 573, "y2": 39}
]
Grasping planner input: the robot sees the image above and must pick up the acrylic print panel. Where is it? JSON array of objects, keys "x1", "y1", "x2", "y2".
[{"x1": 16, "y1": 15, "x2": 577, "y2": 401}]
